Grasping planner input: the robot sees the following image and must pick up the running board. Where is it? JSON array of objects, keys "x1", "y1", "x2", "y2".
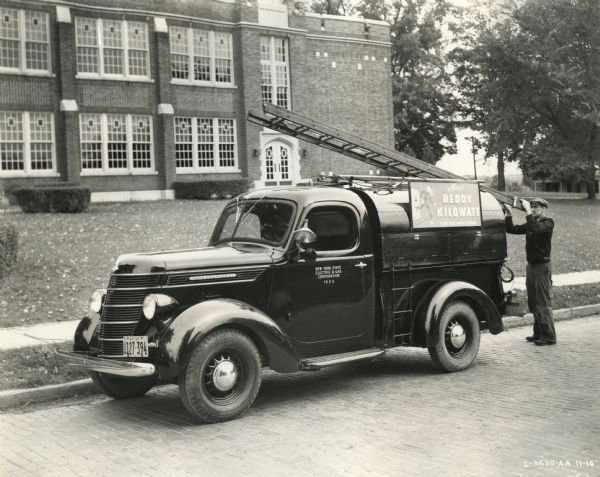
[{"x1": 300, "y1": 348, "x2": 385, "y2": 371}]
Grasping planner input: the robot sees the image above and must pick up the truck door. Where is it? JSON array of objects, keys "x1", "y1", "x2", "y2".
[{"x1": 285, "y1": 203, "x2": 374, "y2": 357}]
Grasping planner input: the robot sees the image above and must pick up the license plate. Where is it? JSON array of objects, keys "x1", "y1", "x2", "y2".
[{"x1": 122, "y1": 336, "x2": 148, "y2": 357}]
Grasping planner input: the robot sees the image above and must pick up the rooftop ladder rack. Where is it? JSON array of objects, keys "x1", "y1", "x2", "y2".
[{"x1": 248, "y1": 103, "x2": 525, "y2": 211}]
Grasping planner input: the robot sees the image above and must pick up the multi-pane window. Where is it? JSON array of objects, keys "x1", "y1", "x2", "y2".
[
  {"x1": 0, "y1": 8, "x2": 50, "y2": 74},
  {"x1": 79, "y1": 114, "x2": 153, "y2": 173},
  {"x1": 75, "y1": 17, "x2": 149, "y2": 79},
  {"x1": 174, "y1": 117, "x2": 237, "y2": 172},
  {"x1": 260, "y1": 36, "x2": 290, "y2": 109},
  {"x1": 169, "y1": 27, "x2": 233, "y2": 86},
  {"x1": 0, "y1": 111, "x2": 54, "y2": 175}
]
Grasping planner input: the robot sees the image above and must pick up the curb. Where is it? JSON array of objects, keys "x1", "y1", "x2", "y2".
[
  {"x1": 0, "y1": 378, "x2": 97, "y2": 410},
  {"x1": 502, "y1": 303, "x2": 600, "y2": 330},
  {"x1": 1, "y1": 304, "x2": 599, "y2": 411}
]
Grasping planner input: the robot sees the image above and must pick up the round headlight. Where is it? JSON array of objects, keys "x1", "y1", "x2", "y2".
[
  {"x1": 143, "y1": 294, "x2": 158, "y2": 320},
  {"x1": 90, "y1": 288, "x2": 106, "y2": 313}
]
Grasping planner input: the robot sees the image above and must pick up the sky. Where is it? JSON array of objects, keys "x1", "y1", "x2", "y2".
[{"x1": 436, "y1": 129, "x2": 523, "y2": 179}]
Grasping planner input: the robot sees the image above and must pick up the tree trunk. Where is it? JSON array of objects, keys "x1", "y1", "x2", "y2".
[
  {"x1": 497, "y1": 151, "x2": 506, "y2": 191},
  {"x1": 587, "y1": 124, "x2": 598, "y2": 199},
  {"x1": 585, "y1": 166, "x2": 596, "y2": 199}
]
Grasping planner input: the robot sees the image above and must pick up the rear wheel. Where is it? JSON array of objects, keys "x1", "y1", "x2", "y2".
[
  {"x1": 178, "y1": 329, "x2": 262, "y2": 423},
  {"x1": 428, "y1": 301, "x2": 480, "y2": 372},
  {"x1": 90, "y1": 372, "x2": 157, "y2": 399}
]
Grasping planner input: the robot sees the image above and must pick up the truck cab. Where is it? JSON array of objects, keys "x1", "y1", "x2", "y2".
[{"x1": 58, "y1": 178, "x2": 508, "y2": 423}]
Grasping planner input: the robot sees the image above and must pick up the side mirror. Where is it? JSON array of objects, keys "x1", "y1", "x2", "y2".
[{"x1": 292, "y1": 220, "x2": 316, "y2": 258}]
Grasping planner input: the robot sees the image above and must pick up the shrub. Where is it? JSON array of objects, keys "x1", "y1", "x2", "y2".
[
  {"x1": 13, "y1": 188, "x2": 49, "y2": 213},
  {"x1": 173, "y1": 179, "x2": 249, "y2": 200},
  {"x1": 14, "y1": 186, "x2": 91, "y2": 213},
  {"x1": 0, "y1": 223, "x2": 18, "y2": 280},
  {"x1": 49, "y1": 187, "x2": 91, "y2": 213}
]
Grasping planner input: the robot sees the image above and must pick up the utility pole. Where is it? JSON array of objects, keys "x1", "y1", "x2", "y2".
[{"x1": 468, "y1": 136, "x2": 478, "y2": 180}]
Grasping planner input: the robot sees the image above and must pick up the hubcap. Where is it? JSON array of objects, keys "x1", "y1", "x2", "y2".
[
  {"x1": 211, "y1": 358, "x2": 238, "y2": 392},
  {"x1": 449, "y1": 322, "x2": 466, "y2": 349}
]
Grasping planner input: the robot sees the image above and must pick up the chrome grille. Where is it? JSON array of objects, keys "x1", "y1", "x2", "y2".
[
  {"x1": 99, "y1": 322, "x2": 138, "y2": 338},
  {"x1": 98, "y1": 272, "x2": 160, "y2": 357},
  {"x1": 109, "y1": 274, "x2": 162, "y2": 288},
  {"x1": 105, "y1": 289, "x2": 149, "y2": 305},
  {"x1": 101, "y1": 306, "x2": 143, "y2": 322}
]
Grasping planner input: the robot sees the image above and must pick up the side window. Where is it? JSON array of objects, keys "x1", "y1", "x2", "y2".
[{"x1": 306, "y1": 206, "x2": 358, "y2": 252}]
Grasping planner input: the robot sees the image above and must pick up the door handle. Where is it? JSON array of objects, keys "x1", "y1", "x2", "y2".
[{"x1": 355, "y1": 261, "x2": 367, "y2": 268}]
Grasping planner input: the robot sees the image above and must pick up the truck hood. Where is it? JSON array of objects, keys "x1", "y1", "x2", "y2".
[{"x1": 114, "y1": 243, "x2": 279, "y2": 274}]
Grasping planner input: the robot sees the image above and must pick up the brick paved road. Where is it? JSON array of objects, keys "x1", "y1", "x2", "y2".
[{"x1": 1, "y1": 317, "x2": 599, "y2": 477}]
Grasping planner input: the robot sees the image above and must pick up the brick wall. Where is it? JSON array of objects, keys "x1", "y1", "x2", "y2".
[{"x1": 0, "y1": 0, "x2": 394, "y2": 196}]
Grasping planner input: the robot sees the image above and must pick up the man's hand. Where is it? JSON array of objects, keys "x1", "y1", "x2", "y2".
[
  {"x1": 521, "y1": 199, "x2": 531, "y2": 214},
  {"x1": 501, "y1": 204, "x2": 512, "y2": 216}
]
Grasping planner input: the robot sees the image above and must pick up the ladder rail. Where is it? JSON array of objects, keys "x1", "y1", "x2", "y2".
[{"x1": 248, "y1": 103, "x2": 525, "y2": 211}]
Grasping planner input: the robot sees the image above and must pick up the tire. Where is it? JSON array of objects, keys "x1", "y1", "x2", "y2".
[
  {"x1": 178, "y1": 329, "x2": 262, "y2": 423},
  {"x1": 428, "y1": 301, "x2": 480, "y2": 373},
  {"x1": 90, "y1": 371, "x2": 157, "y2": 399}
]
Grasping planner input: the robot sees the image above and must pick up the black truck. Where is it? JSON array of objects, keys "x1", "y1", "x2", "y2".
[{"x1": 58, "y1": 105, "x2": 518, "y2": 423}]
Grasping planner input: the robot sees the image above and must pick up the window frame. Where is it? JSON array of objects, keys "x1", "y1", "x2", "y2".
[
  {"x1": 75, "y1": 17, "x2": 150, "y2": 80},
  {"x1": 260, "y1": 36, "x2": 291, "y2": 109},
  {"x1": 0, "y1": 111, "x2": 57, "y2": 177},
  {"x1": 79, "y1": 113, "x2": 155, "y2": 175},
  {"x1": 169, "y1": 26, "x2": 234, "y2": 87},
  {"x1": 174, "y1": 116, "x2": 239, "y2": 174},
  {"x1": 303, "y1": 204, "x2": 361, "y2": 256},
  {"x1": 0, "y1": 7, "x2": 51, "y2": 76}
]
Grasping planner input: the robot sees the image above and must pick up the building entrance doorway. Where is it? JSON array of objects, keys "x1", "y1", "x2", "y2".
[{"x1": 263, "y1": 140, "x2": 293, "y2": 186}]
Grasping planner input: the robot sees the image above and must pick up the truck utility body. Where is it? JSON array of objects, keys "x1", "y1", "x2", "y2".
[{"x1": 57, "y1": 106, "x2": 512, "y2": 423}]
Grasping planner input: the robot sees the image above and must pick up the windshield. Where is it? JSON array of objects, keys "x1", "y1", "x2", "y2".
[{"x1": 211, "y1": 199, "x2": 295, "y2": 246}]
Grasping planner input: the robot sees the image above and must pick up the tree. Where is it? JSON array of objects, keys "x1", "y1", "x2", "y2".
[
  {"x1": 310, "y1": 0, "x2": 350, "y2": 15},
  {"x1": 354, "y1": 0, "x2": 459, "y2": 164},
  {"x1": 479, "y1": 0, "x2": 600, "y2": 198},
  {"x1": 451, "y1": 7, "x2": 537, "y2": 192}
]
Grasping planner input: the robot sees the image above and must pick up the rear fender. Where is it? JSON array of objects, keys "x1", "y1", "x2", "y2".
[
  {"x1": 73, "y1": 312, "x2": 101, "y2": 351},
  {"x1": 159, "y1": 298, "x2": 300, "y2": 373},
  {"x1": 418, "y1": 281, "x2": 504, "y2": 347}
]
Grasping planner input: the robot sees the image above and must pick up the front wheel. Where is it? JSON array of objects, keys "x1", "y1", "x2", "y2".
[
  {"x1": 90, "y1": 372, "x2": 157, "y2": 399},
  {"x1": 178, "y1": 329, "x2": 262, "y2": 423},
  {"x1": 428, "y1": 301, "x2": 480, "y2": 372}
]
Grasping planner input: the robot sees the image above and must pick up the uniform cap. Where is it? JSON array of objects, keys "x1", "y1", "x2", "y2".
[{"x1": 530, "y1": 198, "x2": 549, "y2": 208}]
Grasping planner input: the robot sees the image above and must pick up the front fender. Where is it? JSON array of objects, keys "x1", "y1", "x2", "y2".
[
  {"x1": 422, "y1": 281, "x2": 504, "y2": 347},
  {"x1": 73, "y1": 312, "x2": 101, "y2": 352},
  {"x1": 159, "y1": 298, "x2": 300, "y2": 373}
]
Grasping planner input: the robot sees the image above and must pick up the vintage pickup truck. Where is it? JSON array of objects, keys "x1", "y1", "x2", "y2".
[{"x1": 57, "y1": 177, "x2": 509, "y2": 423}]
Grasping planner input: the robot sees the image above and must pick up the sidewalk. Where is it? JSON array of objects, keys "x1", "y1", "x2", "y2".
[
  {"x1": 512, "y1": 269, "x2": 600, "y2": 290},
  {"x1": 1, "y1": 270, "x2": 600, "y2": 352}
]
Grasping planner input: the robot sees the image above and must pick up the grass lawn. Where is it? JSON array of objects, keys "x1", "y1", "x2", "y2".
[
  {"x1": 0, "y1": 200, "x2": 225, "y2": 327},
  {"x1": 505, "y1": 198, "x2": 600, "y2": 276},
  {"x1": 0, "y1": 197, "x2": 599, "y2": 328}
]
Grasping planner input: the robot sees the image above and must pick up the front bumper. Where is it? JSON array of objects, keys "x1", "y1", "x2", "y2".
[{"x1": 55, "y1": 349, "x2": 156, "y2": 377}]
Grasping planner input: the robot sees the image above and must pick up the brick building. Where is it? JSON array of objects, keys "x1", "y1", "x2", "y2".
[{"x1": 0, "y1": 0, "x2": 393, "y2": 201}]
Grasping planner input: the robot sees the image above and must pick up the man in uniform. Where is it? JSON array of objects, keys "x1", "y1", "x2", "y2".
[{"x1": 503, "y1": 198, "x2": 556, "y2": 346}]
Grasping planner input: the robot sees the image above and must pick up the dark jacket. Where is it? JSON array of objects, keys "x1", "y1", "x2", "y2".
[{"x1": 505, "y1": 215, "x2": 554, "y2": 264}]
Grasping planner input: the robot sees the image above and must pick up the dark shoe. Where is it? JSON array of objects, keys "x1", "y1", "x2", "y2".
[
  {"x1": 535, "y1": 338, "x2": 556, "y2": 346},
  {"x1": 526, "y1": 335, "x2": 540, "y2": 342}
]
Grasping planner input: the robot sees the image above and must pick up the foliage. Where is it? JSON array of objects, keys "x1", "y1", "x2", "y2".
[
  {"x1": 351, "y1": 0, "x2": 459, "y2": 164},
  {"x1": 172, "y1": 180, "x2": 249, "y2": 200},
  {"x1": 14, "y1": 187, "x2": 91, "y2": 213},
  {"x1": 456, "y1": 0, "x2": 600, "y2": 198},
  {"x1": 451, "y1": 9, "x2": 535, "y2": 190},
  {"x1": 0, "y1": 223, "x2": 18, "y2": 280},
  {"x1": 310, "y1": 0, "x2": 350, "y2": 15}
]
